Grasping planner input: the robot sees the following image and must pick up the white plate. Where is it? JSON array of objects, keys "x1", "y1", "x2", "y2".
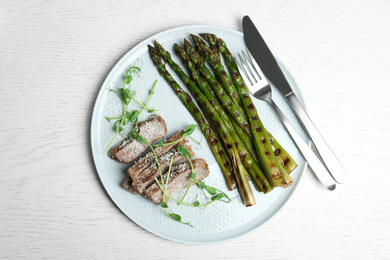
[{"x1": 91, "y1": 25, "x2": 308, "y2": 244}]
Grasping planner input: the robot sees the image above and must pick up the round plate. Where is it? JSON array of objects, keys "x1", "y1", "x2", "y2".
[{"x1": 91, "y1": 25, "x2": 308, "y2": 244}]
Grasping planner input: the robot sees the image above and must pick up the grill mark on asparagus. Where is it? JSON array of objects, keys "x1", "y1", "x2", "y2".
[
  {"x1": 247, "y1": 103, "x2": 255, "y2": 109},
  {"x1": 283, "y1": 158, "x2": 290, "y2": 166}
]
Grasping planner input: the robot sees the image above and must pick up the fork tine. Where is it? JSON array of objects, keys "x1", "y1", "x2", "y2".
[
  {"x1": 241, "y1": 50, "x2": 258, "y2": 83},
  {"x1": 236, "y1": 53, "x2": 253, "y2": 86},
  {"x1": 243, "y1": 49, "x2": 261, "y2": 80},
  {"x1": 245, "y1": 48, "x2": 267, "y2": 81}
]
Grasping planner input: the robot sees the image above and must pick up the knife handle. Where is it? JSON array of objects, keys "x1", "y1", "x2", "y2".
[
  {"x1": 268, "y1": 99, "x2": 336, "y2": 190},
  {"x1": 286, "y1": 93, "x2": 347, "y2": 184}
]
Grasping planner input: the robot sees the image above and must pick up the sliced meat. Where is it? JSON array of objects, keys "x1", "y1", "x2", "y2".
[
  {"x1": 109, "y1": 115, "x2": 167, "y2": 163},
  {"x1": 132, "y1": 144, "x2": 195, "y2": 194},
  {"x1": 144, "y1": 158, "x2": 210, "y2": 204},
  {"x1": 121, "y1": 177, "x2": 138, "y2": 195},
  {"x1": 127, "y1": 130, "x2": 188, "y2": 181},
  {"x1": 122, "y1": 130, "x2": 188, "y2": 195}
]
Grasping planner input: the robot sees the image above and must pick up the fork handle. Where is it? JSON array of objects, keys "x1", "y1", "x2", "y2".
[
  {"x1": 268, "y1": 99, "x2": 336, "y2": 190},
  {"x1": 286, "y1": 93, "x2": 347, "y2": 184}
]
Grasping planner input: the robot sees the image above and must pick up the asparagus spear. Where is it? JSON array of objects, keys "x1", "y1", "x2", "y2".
[
  {"x1": 191, "y1": 34, "x2": 244, "y2": 114},
  {"x1": 154, "y1": 41, "x2": 257, "y2": 204},
  {"x1": 202, "y1": 34, "x2": 298, "y2": 175},
  {"x1": 178, "y1": 43, "x2": 259, "y2": 166},
  {"x1": 268, "y1": 133, "x2": 298, "y2": 174},
  {"x1": 175, "y1": 43, "x2": 272, "y2": 193},
  {"x1": 188, "y1": 41, "x2": 252, "y2": 161},
  {"x1": 206, "y1": 35, "x2": 221, "y2": 62},
  {"x1": 200, "y1": 74, "x2": 218, "y2": 102},
  {"x1": 228, "y1": 113, "x2": 258, "y2": 163},
  {"x1": 193, "y1": 34, "x2": 293, "y2": 187},
  {"x1": 148, "y1": 45, "x2": 236, "y2": 191},
  {"x1": 214, "y1": 34, "x2": 298, "y2": 181},
  {"x1": 230, "y1": 107, "x2": 297, "y2": 175},
  {"x1": 180, "y1": 43, "x2": 237, "y2": 134},
  {"x1": 184, "y1": 39, "x2": 251, "y2": 135}
]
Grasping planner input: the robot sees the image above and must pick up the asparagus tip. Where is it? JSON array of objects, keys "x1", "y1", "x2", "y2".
[
  {"x1": 174, "y1": 43, "x2": 183, "y2": 52},
  {"x1": 199, "y1": 33, "x2": 208, "y2": 39},
  {"x1": 183, "y1": 38, "x2": 191, "y2": 45},
  {"x1": 200, "y1": 33, "x2": 217, "y2": 41},
  {"x1": 147, "y1": 44, "x2": 156, "y2": 55},
  {"x1": 190, "y1": 34, "x2": 201, "y2": 42}
]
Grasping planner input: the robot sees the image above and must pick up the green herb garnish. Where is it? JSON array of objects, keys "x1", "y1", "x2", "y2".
[
  {"x1": 153, "y1": 124, "x2": 198, "y2": 148},
  {"x1": 102, "y1": 64, "x2": 158, "y2": 154},
  {"x1": 127, "y1": 126, "x2": 232, "y2": 227}
]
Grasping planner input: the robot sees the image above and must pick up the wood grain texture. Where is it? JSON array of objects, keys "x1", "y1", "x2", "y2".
[{"x1": 1, "y1": 0, "x2": 389, "y2": 259}]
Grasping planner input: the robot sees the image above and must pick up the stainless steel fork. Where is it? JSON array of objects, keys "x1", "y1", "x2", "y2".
[{"x1": 236, "y1": 49, "x2": 336, "y2": 190}]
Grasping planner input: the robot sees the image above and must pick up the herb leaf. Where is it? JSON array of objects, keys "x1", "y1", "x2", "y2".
[
  {"x1": 129, "y1": 110, "x2": 140, "y2": 122},
  {"x1": 109, "y1": 89, "x2": 126, "y2": 103},
  {"x1": 160, "y1": 202, "x2": 168, "y2": 208},
  {"x1": 129, "y1": 132, "x2": 138, "y2": 139},
  {"x1": 136, "y1": 135, "x2": 147, "y2": 144},
  {"x1": 155, "y1": 140, "x2": 164, "y2": 147},
  {"x1": 169, "y1": 213, "x2": 181, "y2": 222},
  {"x1": 124, "y1": 74, "x2": 131, "y2": 84},
  {"x1": 114, "y1": 120, "x2": 123, "y2": 132},
  {"x1": 211, "y1": 193, "x2": 224, "y2": 201},
  {"x1": 189, "y1": 172, "x2": 197, "y2": 180},
  {"x1": 177, "y1": 145, "x2": 191, "y2": 158},
  {"x1": 181, "y1": 124, "x2": 196, "y2": 137},
  {"x1": 167, "y1": 213, "x2": 192, "y2": 227},
  {"x1": 206, "y1": 186, "x2": 217, "y2": 195},
  {"x1": 197, "y1": 181, "x2": 206, "y2": 189},
  {"x1": 119, "y1": 88, "x2": 130, "y2": 104}
]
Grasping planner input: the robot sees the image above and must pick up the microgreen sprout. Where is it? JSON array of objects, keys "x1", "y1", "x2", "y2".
[
  {"x1": 177, "y1": 145, "x2": 194, "y2": 206},
  {"x1": 130, "y1": 126, "x2": 232, "y2": 227},
  {"x1": 163, "y1": 157, "x2": 174, "y2": 203},
  {"x1": 102, "y1": 64, "x2": 158, "y2": 154},
  {"x1": 175, "y1": 145, "x2": 233, "y2": 208},
  {"x1": 153, "y1": 124, "x2": 197, "y2": 148}
]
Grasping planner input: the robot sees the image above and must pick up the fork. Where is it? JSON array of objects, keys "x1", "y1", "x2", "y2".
[{"x1": 235, "y1": 49, "x2": 336, "y2": 190}]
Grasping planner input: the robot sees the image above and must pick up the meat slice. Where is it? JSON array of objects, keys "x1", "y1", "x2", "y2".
[
  {"x1": 122, "y1": 130, "x2": 188, "y2": 195},
  {"x1": 121, "y1": 177, "x2": 138, "y2": 195},
  {"x1": 131, "y1": 144, "x2": 195, "y2": 194},
  {"x1": 127, "y1": 130, "x2": 188, "y2": 181},
  {"x1": 144, "y1": 158, "x2": 210, "y2": 204},
  {"x1": 108, "y1": 115, "x2": 167, "y2": 163}
]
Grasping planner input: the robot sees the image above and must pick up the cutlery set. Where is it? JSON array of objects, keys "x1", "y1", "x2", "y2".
[{"x1": 239, "y1": 16, "x2": 347, "y2": 189}]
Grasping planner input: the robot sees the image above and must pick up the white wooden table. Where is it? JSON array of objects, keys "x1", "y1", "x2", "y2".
[{"x1": 1, "y1": 0, "x2": 389, "y2": 259}]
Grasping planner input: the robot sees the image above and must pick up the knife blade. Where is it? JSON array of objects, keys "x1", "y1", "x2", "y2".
[{"x1": 243, "y1": 15, "x2": 347, "y2": 184}]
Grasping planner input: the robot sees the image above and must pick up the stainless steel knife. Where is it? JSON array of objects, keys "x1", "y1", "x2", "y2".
[{"x1": 242, "y1": 15, "x2": 347, "y2": 184}]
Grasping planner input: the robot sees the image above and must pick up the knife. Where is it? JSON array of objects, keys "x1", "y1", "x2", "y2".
[{"x1": 242, "y1": 15, "x2": 347, "y2": 184}]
